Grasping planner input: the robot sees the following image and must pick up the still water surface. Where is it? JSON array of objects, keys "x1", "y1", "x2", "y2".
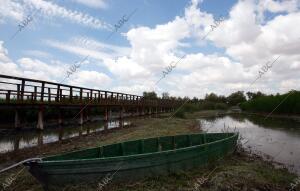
[
  {"x1": 0, "y1": 119, "x2": 131, "y2": 153},
  {"x1": 199, "y1": 114, "x2": 300, "y2": 175}
]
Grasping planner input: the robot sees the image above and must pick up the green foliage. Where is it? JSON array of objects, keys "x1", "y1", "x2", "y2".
[
  {"x1": 227, "y1": 91, "x2": 246, "y2": 106},
  {"x1": 173, "y1": 101, "x2": 229, "y2": 118},
  {"x1": 215, "y1": 103, "x2": 228, "y2": 110},
  {"x1": 240, "y1": 90, "x2": 300, "y2": 114},
  {"x1": 143, "y1": 91, "x2": 158, "y2": 99},
  {"x1": 174, "y1": 109, "x2": 185, "y2": 118},
  {"x1": 246, "y1": 91, "x2": 266, "y2": 100}
]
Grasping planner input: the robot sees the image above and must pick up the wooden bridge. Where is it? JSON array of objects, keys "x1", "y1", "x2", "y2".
[{"x1": 0, "y1": 74, "x2": 181, "y2": 130}]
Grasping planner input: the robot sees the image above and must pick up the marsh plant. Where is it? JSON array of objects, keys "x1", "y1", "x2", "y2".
[
  {"x1": 97, "y1": 173, "x2": 113, "y2": 191},
  {"x1": 193, "y1": 167, "x2": 217, "y2": 190},
  {"x1": 1, "y1": 167, "x2": 25, "y2": 190},
  {"x1": 289, "y1": 177, "x2": 300, "y2": 191},
  {"x1": 97, "y1": 163, "x2": 122, "y2": 191}
]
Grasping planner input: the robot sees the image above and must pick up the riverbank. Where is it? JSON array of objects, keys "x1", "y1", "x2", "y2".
[{"x1": 0, "y1": 111, "x2": 298, "y2": 191}]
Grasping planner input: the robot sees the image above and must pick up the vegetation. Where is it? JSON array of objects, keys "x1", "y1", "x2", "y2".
[{"x1": 241, "y1": 90, "x2": 300, "y2": 115}]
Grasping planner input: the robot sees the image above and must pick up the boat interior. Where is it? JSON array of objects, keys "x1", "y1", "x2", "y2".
[{"x1": 44, "y1": 133, "x2": 236, "y2": 161}]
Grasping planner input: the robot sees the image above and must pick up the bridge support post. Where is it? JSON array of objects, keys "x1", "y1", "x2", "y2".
[
  {"x1": 58, "y1": 109, "x2": 63, "y2": 126},
  {"x1": 85, "y1": 110, "x2": 89, "y2": 122},
  {"x1": 119, "y1": 119, "x2": 123, "y2": 128},
  {"x1": 109, "y1": 108, "x2": 112, "y2": 120},
  {"x1": 38, "y1": 131, "x2": 43, "y2": 146},
  {"x1": 79, "y1": 112, "x2": 84, "y2": 125},
  {"x1": 79, "y1": 125, "x2": 83, "y2": 136},
  {"x1": 104, "y1": 107, "x2": 109, "y2": 121},
  {"x1": 37, "y1": 107, "x2": 44, "y2": 130},
  {"x1": 13, "y1": 136, "x2": 20, "y2": 151},
  {"x1": 58, "y1": 127, "x2": 63, "y2": 141},
  {"x1": 104, "y1": 121, "x2": 108, "y2": 131},
  {"x1": 14, "y1": 110, "x2": 21, "y2": 129},
  {"x1": 142, "y1": 108, "x2": 144, "y2": 116},
  {"x1": 119, "y1": 106, "x2": 124, "y2": 119}
]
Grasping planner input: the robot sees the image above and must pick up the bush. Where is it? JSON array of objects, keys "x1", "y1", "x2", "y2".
[{"x1": 240, "y1": 90, "x2": 300, "y2": 114}]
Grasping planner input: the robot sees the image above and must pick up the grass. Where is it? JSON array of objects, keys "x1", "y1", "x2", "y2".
[{"x1": 0, "y1": 111, "x2": 298, "y2": 191}]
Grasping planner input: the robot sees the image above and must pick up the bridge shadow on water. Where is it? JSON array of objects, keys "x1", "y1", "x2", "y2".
[{"x1": 0, "y1": 114, "x2": 158, "y2": 154}]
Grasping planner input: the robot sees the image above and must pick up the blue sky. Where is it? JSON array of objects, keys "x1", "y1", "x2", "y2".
[{"x1": 0, "y1": 0, "x2": 300, "y2": 98}]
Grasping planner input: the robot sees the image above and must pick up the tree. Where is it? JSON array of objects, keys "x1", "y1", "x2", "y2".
[
  {"x1": 205, "y1": 93, "x2": 219, "y2": 102},
  {"x1": 204, "y1": 93, "x2": 227, "y2": 103},
  {"x1": 142, "y1": 91, "x2": 158, "y2": 99},
  {"x1": 227, "y1": 91, "x2": 246, "y2": 106},
  {"x1": 246, "y1": 91, "x2": 265, "y2": 100},
  {"x1": 162, "y1": 92, "x2": 169, "y2": 99},
  {"x1": 192, "y1": 97, "x2": 199, "y2": 103}
]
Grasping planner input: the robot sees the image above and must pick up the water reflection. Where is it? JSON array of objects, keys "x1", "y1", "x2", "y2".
[
  {"x1": 199, "y1": 114, "x2": 300, "y2": 175},
  {"x1": 0, "y1": 119, "x2": 130, "y2": 153}
]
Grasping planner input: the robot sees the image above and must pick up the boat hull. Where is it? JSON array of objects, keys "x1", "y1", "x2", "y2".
[{"x1": 25, "y1": 133, "x2": 238, "y2": 189}]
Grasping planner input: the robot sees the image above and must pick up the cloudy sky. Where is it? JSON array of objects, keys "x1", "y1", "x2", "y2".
[{"x1": 0, "y1": 0, "x2": 299, "y2": 98}]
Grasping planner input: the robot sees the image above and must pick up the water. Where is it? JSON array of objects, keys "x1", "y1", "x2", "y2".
[
  {"x1": 199, "y1": 114, "x2": 300, "y2": 175},
  {"x1": 0, "y1": 119, "x2": 131, "y2": 153}
]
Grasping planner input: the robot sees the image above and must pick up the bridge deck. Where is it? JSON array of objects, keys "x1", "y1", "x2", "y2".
[{"x1": 0, "y1": 74, "x2": 179, "y2": 108}]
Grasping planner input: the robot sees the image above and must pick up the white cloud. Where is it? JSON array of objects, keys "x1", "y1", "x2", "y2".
[
  {"x1": 68, "y1": 71, "x2": 111, "y2": 89},
  {"x1": 0, "y1": 0, "x2": 111, "y2": 30},
  {"x1": 0, "y1": 0, "x2": 25, "y2": 23},
  {"x1": 5, "y1": 0, "x2": 298, "y2": 98},
  {"x1": 0, "y1": 41, "x2": 112, "y2": 90},
  {"x1": 23, "y1": 50, "x2": 52, "y2": 59},
  {"x1": 72, "y1": 0, "x2": 108, "y2": 9}
]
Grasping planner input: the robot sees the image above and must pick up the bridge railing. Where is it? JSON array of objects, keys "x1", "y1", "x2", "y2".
[{"x1": 0, "y1": 74, "x2": 179, "y2": 107}]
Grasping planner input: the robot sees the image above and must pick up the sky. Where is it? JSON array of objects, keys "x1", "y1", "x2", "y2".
[{"x1": 0, "y1": 0, "x2": 299, "y2": 98}]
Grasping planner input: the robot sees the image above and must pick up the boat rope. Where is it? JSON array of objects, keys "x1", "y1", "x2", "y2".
[{"x1": 0, "y1": 158, "x2": 42, "y2": 174}]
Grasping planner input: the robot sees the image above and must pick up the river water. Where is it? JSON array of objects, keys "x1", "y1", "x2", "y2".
[
  {"x1": 0, "y1": 119, "x2": 131, "y2": 153},
  {"x1": 199, "y1": 114, "x2": 300, "y2": 175}
]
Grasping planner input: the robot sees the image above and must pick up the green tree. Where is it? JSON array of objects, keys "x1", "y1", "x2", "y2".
[
  {"x1": 246, "y1": 91, "x2": 266, "y2": 100},
  {"x1": 227, "y1": 91, "x2": 246, "y2": 106},
  {"x1": 162, "y1": 92, "x2": 169, "y2": 99},
  {"x1": 143, "y1": 91, "x2": 158, "y2": 99}
]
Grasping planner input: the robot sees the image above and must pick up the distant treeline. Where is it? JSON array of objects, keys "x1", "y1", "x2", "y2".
[
  {"x1": 143, "y1": 90, "x2": 300, "y2": 117},
  {"x1": 240, "y1": 90, "x2": 300, "y2": 115},
  {"x1": 144, "y1": 91, "x2": 247, "y2": 118}
]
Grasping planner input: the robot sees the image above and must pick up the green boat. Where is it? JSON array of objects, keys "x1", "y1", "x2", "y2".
[{"x1": 25, "y1": 132, "x2": 238, "y2": 190}]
